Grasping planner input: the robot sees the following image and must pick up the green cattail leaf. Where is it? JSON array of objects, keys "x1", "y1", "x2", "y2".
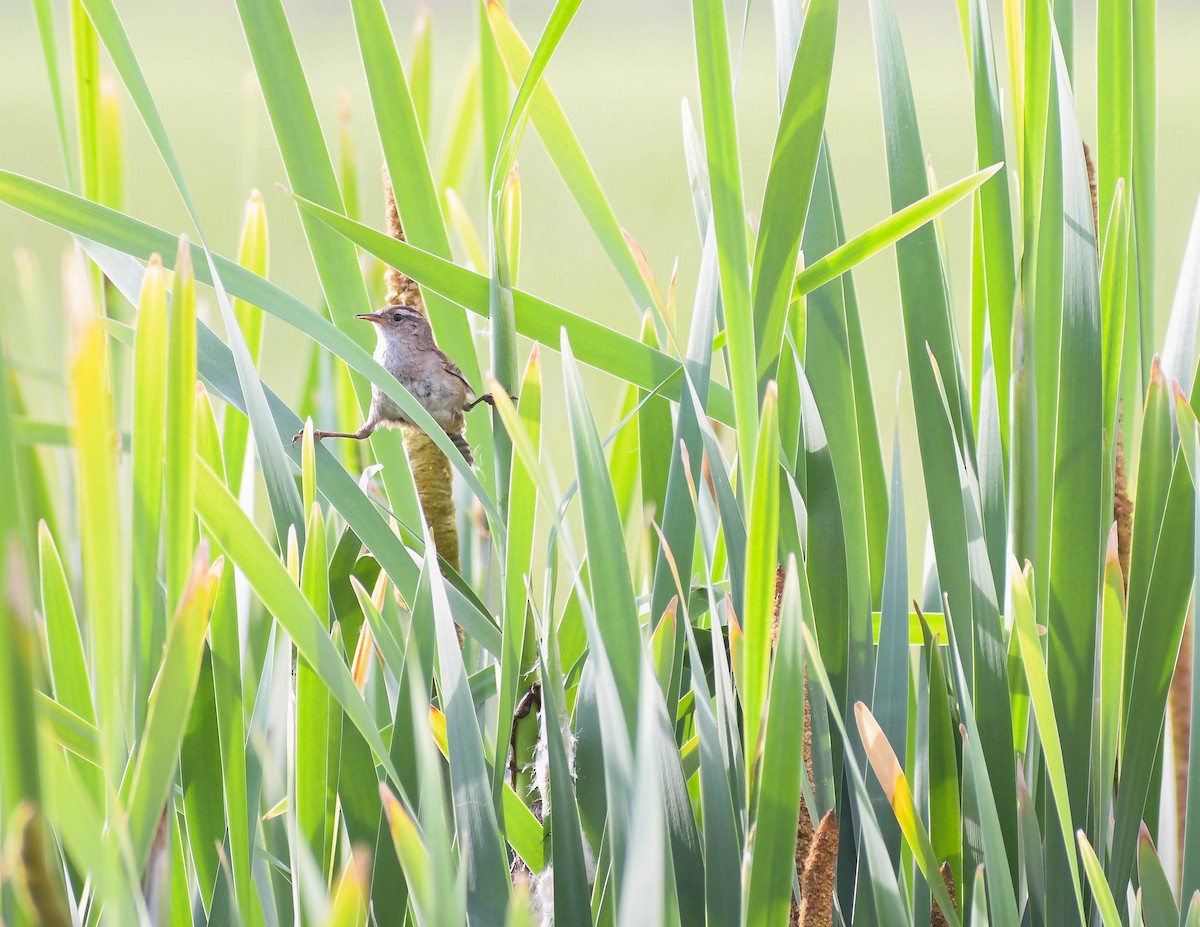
[
  {"x1": 68, "y1": 318, "x2": 124, "y2": 788},
  {"x1": 124, "y1": 554, "x2": 219, "y2": 870},
  {"x1": 165, "y1": 235, "x2": 197, "y2": 611},
  {"x1": 297, "y1": 502, "x2": 340, "y2": 884},
  {"x1": 221, "y1": 189, "x2": 269, "y2": 494},
  {"x1": 486, "y1": 1, "x2": 656, "y2": 316},
  {"x1": 494, "y1": 345, "x2": 541, "y2": 799},
  {"x1": 741, "y1": 382, "x2": 779, "y2": 787},
  {"x1": 436, "y1": 53, "x2": 479, "y2": 199},
  {"x1": 409, "y1": 6, "x2": 433, "y2": 140},
  {"x1": 98, "y1": 73, "x2": 123, "y2": 210},
  {"x1": 132, "y1": 253, "x2": 167, "y2": 712}
]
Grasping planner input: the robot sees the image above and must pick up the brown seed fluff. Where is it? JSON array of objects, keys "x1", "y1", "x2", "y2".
[
  {"x1": 930, "y1": 861, "x2": 957, "y2": 927},
  {"x1": 799, "y1": 810, "x2": 839, "y2": 927}
]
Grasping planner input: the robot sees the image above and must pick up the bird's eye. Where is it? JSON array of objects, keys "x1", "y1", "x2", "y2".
[{"x1": 392, "y1": 313, "x2": 402, "y2": 322}]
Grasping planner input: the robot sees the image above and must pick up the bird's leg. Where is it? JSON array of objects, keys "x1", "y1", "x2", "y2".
[
  {"x1": 291, "y1": 423, "x2": 375, "y2": 446},
  {"x1": 465, "y1": 392, "x2": 519, "y2": 412}
]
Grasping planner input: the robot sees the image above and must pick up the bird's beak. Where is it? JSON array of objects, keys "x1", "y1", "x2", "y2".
[{"x1": 355, "y1": 312, "x2": 384, "y2": 323}]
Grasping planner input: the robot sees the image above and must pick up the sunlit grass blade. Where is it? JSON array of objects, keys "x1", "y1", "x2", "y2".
[
  {"x1": 486, "y1": 1, "x2": 657, "y2": 315},
  {"x1": 615, "y1": 672, "x2": 667, "y2": 927},
  {"x1": 1100, "y1": 180, "x2": 1129, "y2": 441},
  {"x1": 165, "y1": 235, "x2": 197, "y2": 615},
  {"x1": 222, "y1": 190, "x2": 268, "y2": 495},
  {"x1": 193, "y1": 460, "x2": 403, "y2": 790},
  {"x1": 1093, "y1": 527, "x2": 1125, "y2": 858},
  {"x1": 124, "y1": 553, "x2": 219, "y2": 870},
  {"x1": 964, "y1": 0, "x2": 1016, "y2": 437},
  {"x1": 1162, "y1": 197, "x2": 1200, "y2": 389},
  {"x1": 436, "y1": 52, "x2": 479, "y2": 199},
  {"x1": 1111, "y1": 374, "x2": 1194, "y2": 894},
  {"x1": 741, "y1": 382, "x2": 779, "y2": 785},
  {"x1": 77, "y1": 0, "x2": 306, "y2": 546},
  {"x1": 207, "y1": 558, "x2": 259, "y2": 926},
  {"x1": 787, "y1": 162, "x2": 1000, "y2": 306},
  {"x1": 648, "y1": 231, "x2": 720, "y2": 716},
  {"x1": 1009, "y1": 558, "x2": 1086, "y2": 917},
  {"x1": 37, "y1": 522, "x2": 97, "y2": 750},
  {"x1": 1078, "y1": 832, "x2": 1123, "y2": 927},
  {"x1": 871, "y1": 423, "x2": 907, "y2": 860},
  {"x1": 561, "y1": 331, "x2": 643, "y2": 733},
  {"x1": 800, "y1": 144, "x2": 885, "y2": 617},
  {"x1": 494, "y1": 346, "x2": 541, "y2": 798},
  {"x1": 1040, "y1": 55, "x2": 1106, "y2": 912},
  {"x1": 233, "y1": 0, "x2": 370, "y2": 334},
  {"x1": 348, "y1": 0, "x2": 483, "y2": 399},
  {"x1": 745, "y1": 559, "x2": 806, "y2": 927},
  {"x1": 410, "y1": 6, "x2": 433, "y2": 139},
  {"x1": 0, "y1": 172, "x2": 735, "y2": 427},
  {"x1": 426, "y1": 541, "x2": 512, "y2": 922},
  {"x1": 856, "y1": 702, "x2": 960, "y2": 927},
  {"x1": 751, "y1": 0, "x2": 836, "y2": 379},
  {"x1": 68, "y1": 317, "x2": 125, "y2": 789},
  {"x1": 683, "y1": 617, "x2": 740, "y2": 925},
  {"x1": 692, "y1": 0, "x2": 757, "y2": 471},
  {"x1": 297, "y1": 503, "x2": 340, "y2": 884}
]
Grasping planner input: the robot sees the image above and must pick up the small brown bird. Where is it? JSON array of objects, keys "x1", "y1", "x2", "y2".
[{"x1": 293, "y1": 305, "x2": 502, "y2": 465}]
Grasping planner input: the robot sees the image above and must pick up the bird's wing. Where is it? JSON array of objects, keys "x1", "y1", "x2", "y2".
[{"x1": 436, "y1": 348, "x2": 476, "y2": 399}]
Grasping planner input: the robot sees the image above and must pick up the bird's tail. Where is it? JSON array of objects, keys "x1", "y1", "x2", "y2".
[{"x1": 449, "y1": 431, "x2": 474, "y2": 467}]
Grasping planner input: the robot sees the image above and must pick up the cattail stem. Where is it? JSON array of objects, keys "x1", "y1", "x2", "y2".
[{"x1": 384, "y1": 170, "x2": 461, "y2": 577}]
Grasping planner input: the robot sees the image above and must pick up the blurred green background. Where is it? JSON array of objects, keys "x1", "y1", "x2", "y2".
[{"x1": 2, "y1": 0, "x2": 1198, "y2": 552}]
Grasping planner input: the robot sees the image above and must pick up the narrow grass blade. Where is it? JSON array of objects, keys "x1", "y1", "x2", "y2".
[
  {"x1": 193, "y1": 461, "x2": 404, "y2": 790},
  {"x1": 77, "y1": 0, "x2": 305, "y2": 545},
  {"x1": 1162, "y1": 197, "x2": 1200, "y2": 390},
  {"x1": 536, "y1": 621, "x2": 592, "y2": 924},
  {"x1": 426, "y1": 541, "x2": 512, "y2": 922},
  {"x1": 131, "y1": 253, "x2": 167, "y2": 716},
  {"x1": 124, "y1": 555, "x2": 219, "y2": 870},
  {"x1": 1138, "y1": 829, "x2": 1179, "y2": 927},
  {"x1": 222, "y1": 190, "x2": 269, "y2": 495},
  {"x1": 68, "y1": 318, "x2": 125, "y2": 789},
  {"x1": 801, "y1": 143, "x2": 886, "y2": 616},
  {"x1": 1009, "y1": 558, "x2": 1086, "y2": 917},
  {"x1": 752, "y1": 0, "x2": 836, "y2": 378},
  {"x1": 742, "y1": 383, "x2": 779, "y2": 785},
  {"x1": 683, "y1": 618, "x2": 740, "y2": 925},
  {"x1": 1111, "y1": 385, "x2": 1194, "y2": 895},
  {"x1": 692, "y1": 0, "x2": 757, "y2": 470},
  {"x1": 856, "y1": 702, "x2": 960, "y2": 927},
  {"x1": 745, "y1": 559, "x2": 807, "y2": 927},
  {"x1": 348, "y1": 0, "x2": 483, "y2": 401},
  {"x1": 495, "y1": 347, "x2": 541, "y2": 798},
  {"x1": 789, "y1": 162, "x2": 1000, "y2": 305},
  {"x1": 1078, "y1": 832, "x2": 1124, "y2": 927},
  {"x1": 615, "y1": 672, "x2": 668, "y2": 927},
  {"x1": 871, "y1": 423, "x2": 907, "y2": 861},
  {"x1": 37, "y1": 522, "x2": 97, "y2": 737},
  {"x1": 562, "y1": 332, "x2": 643, "y2": 733},
  {"x1": 486, "y1": 2, "x2": 657, "y2": 315},
  {"x1": 164, "y1": 236, "x2": 197, "y2": 614},
  {"x1": 297, "y1": 504, "x2": 340, "y2": 884},
  {"x1": 208, "y1": 559, "x2": 258, "y2": 925}
]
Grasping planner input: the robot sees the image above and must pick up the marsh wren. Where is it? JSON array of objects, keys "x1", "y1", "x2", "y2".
[{"x1": 293, "y1": 305, "x2": 504, "y2": 466}]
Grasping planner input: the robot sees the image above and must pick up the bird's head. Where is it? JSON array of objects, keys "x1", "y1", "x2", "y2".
[{"x1": 356, "y1": 304, "x2": 432, "y2": 343}]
